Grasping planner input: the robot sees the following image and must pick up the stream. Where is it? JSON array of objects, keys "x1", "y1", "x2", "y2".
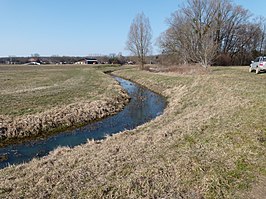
[{"x1": 0, "y1": 76, "x2": 166, "y2": 169}]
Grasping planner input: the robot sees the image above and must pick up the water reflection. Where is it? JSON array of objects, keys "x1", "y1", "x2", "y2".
[{"x1": 0, "y1": 76, "x2": 166, "y2": 169}]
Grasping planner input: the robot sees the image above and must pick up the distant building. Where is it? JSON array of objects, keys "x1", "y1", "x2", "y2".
[
  {"x1": 28, "y1": 57, "x2": 40, "y2": 63},
  {"x1": 26, "y1": 62, "x2": 40, "y2": 65},
  {"x1": 26, "y1": 57, "x2": 41, "y2": 65},
  {"x1": 75, "y1": 58, "x2": 98, "y2": 65},
  {"x1": 75, "y1": 59, "x2": 86, "y2": 65}
]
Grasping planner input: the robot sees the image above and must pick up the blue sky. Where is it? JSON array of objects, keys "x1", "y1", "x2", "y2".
[{"x1": 0, "y1": 0, "x2": 266, "y2": 57}]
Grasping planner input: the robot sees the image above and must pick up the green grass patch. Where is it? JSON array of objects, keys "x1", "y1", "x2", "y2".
[{"x1": 0, "y1": 64, "x2": 120, "y2": 116}]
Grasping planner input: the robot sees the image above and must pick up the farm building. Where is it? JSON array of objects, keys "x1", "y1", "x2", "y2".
[{"x1": 75, "y1": 59, "x2": 98, "y2": 65}]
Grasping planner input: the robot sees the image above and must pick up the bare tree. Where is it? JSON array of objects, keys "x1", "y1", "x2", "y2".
[
  {"x1": 31, "y1": 53, "x2": 40, "y2": 57},
  {"x1": 159, "y1": 0, "x2": 264, "y2": 66},
  {"x1": 126, "y1": 12, "x2": 152, "y2": 69},
  {"x1": 257, "y1": 17, "x2": 266, "y2": 55},
  {"x1": 159, "y1": 0, "x2": 219, "y2": 68}
]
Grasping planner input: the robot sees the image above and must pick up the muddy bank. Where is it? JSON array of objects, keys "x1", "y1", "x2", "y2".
[{"x1": 0, "y1": 88, "x2": 129, "y2": 143}]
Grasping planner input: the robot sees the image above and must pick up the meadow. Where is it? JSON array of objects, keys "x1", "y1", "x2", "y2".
[
  {"x1": 0, "y1": 64, "x2": 129, "y2": 145},
  {"x1": 0, "y1": 65, "x2": 265, "y2": 198}
]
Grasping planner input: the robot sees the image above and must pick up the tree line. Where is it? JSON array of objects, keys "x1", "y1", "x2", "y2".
[
  {"x1": 126, "y1": 0, "x2": 266, "y2": 67},
  {"x1": 0, "y1": 54, "x2": 129, "y2": 65}
]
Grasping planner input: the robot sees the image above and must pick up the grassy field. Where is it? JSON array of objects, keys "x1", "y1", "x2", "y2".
[
  {"x1": 0, "y1": 64, "x2": 129, "y2": 143},
  {"x1": 0, "y1": 64, "x2": 122, "y2": 116},
  {"x1": 0, "y1": 66, "x2": 265, "y2": 198}
]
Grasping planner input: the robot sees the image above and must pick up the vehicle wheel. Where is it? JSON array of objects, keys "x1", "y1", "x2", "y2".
[
  {"x1": 256, "y1": 67, "x2": 260, "y2": 74},
  {"x1": 249, "y1": 67, "x2": 253, "y2": 72}
]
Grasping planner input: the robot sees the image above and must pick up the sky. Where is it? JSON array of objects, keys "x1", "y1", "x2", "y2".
[{"x1": 0, "y1": 0, "x2": 266, "y2": 57}]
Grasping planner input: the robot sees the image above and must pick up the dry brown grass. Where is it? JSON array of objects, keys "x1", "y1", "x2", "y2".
[
  {"x1": 0, "y1": 91, "x2": 129, "y2": 142},
  {"x1": 146, "y1": 63, "x2": 209, "y2": 75},
  {"x1": 0, "y1": 64, "x2": 122, "y2": 116},
  {"x1": 0, "y1": 64, "x2": 129, "y2": 144},
  {"x1": 0, "y1": 66, "x2": 265, "y2": 198}
]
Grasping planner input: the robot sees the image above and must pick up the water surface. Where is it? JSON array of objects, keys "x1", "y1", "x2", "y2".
[{"x1": 0, "y1": 76, "x2": 166, "y2": 169}]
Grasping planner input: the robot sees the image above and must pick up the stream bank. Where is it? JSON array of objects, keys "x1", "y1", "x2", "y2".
[{"x1": 0, "y1": 76, "x2": 166, "y2": 168}]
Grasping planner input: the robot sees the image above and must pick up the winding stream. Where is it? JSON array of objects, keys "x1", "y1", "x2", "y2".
[{"x1": 0, "y1": 76, "x2": 166, "y2": 169}]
